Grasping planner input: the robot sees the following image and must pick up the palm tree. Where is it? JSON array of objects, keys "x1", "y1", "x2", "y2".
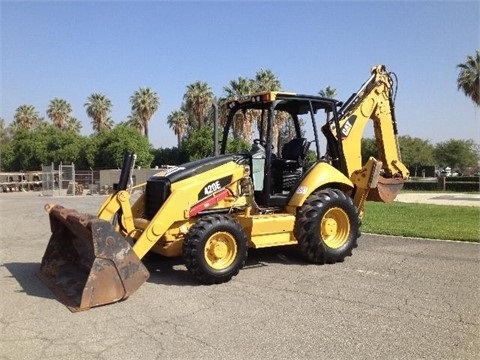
[
  {"x1": 126, "y1": 112, "x2": 144, "y2": 135},
  {"x1": 14, "y1": 104, "x2": 41, "y2": 130},
  {"x1": 223, "y1": 77, "x2": 254, "y2": 99},
  {"x1": 318, "y1": 86, "x2": 337, "y2": 98},
  {"x1": 254, "y1": 69, "x2": 281, "y2": 92},
  {"x1": 0, "y1": 117, "x2": 7, "y2": 143},
  {"x1": 183, "y1": 81, "x2": 214, "y2": 129},
  {"x1": 130, "y1": 87, "x2": 160, "y2": 140},
  {"x1": 46, "y1": 98, "x2": 73, "y2": 129},
  {"x1": 223, "y1": 77, "x2": 256, "y2": 143},
  {"x1": 84, "y1": 93, "x2": 113, "y2": 132},
  {"x1": 457, "y1": 50, "x2": 480, "y2": 106},
  {"x1": 64, "y1": 117, "x2": 82, "y2": 133},
  {"x1": 254, "y1": 69, "x2": 282, "y2": 152},
  {"x1": 0, "y1": 117, "x2": 4, "y2": 172},
  {"x1": 318, "y1": 86, "x2": 337, "y2": 121},
  {"x1": 0, "y1": 118, "x2": 4, "y2": 132},
  {"x1": 167, "y1": 110, "x2": 189, "y2": 147}
]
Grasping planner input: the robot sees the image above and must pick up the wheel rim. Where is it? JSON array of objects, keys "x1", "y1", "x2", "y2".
[
  {"x1": 320, "y1": 207, "x2": 350, "y2": 249},
  {"x1": 204, "y1": 231, "x2": 237, "y2": 270}
]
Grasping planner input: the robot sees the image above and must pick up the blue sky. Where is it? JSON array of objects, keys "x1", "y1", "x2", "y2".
[{"x1": 1, "y1": 0, "x2": 479, "y2": 149}]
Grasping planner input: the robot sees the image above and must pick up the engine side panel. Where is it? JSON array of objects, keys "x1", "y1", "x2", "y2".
[{"x1": 132, "y1": 158, "x2": 249, "y2": 260}]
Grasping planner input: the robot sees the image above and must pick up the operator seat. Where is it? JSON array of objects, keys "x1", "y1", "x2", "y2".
[
  {"x1": 271, "y1": 138, "x2": 310, "y2": 193},
  {"x1": 273, "y1": 137, "x2": 310, "y2": 171}
]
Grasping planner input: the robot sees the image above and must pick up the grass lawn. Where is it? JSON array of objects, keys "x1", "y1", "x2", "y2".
[{"x1": 362, "y1": 202, "x2": 480, "y2": 242}]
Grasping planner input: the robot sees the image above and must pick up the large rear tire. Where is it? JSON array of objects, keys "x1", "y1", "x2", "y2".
[
  {"x1": 183, "y1": 214, "x2": 248, "y2": 284},
  {"x1": 294, "y1": 188, "x2": 359, "y2": 264}
]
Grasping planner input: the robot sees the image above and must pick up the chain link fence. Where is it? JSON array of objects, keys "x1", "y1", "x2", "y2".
[{"x1": 41, "y1": 162, "x2": 80, "y2": 196}]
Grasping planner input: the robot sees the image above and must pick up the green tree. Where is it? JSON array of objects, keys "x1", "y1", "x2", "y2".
[
  {"x1": 361, "y1": 138, "x2": 378, "y2": 163},
  {"x1": 362, "y1": 136, "x2": 435, "y2": 175},
  {"x1": 226, "y1": 136, "x2": 250, "y2": 154},
  {"x1": 181, "y1": 126, "x2": 249, "y2": 162},
  {"x1": 130, "y1": 87, "x2": 160, "y2": 140},
  {"x1": 0, "y1": 117, "x2": 7, "y2": 171},
  {"x1": 180, "y1": 126, "x2": 215, "y2": 161},
  {"x1": 398, "y1": 136, "x2": 435, "y2": 176},
  {"x1": 151, "y1": 147, "x2": 189, "y2": 167},
  {"x1": 46, "y1": 98, "x2": 73, "y2": 129},
  {"x1": 78, "y1": 136, "x2": 98, "y2": 169},
  {"x1": 0, "y1": 143, "x2": 13, "y2": 171},
  {"x1": 84, "y1": 93, "x2": 114, "y2": 132},
  {"x1": 6, "y1": 125, "x2": 86, "y2": 170},
  {"x1": 167, "y1": 110, "x2": 189, "y2": 147},
  {"x1": 0, "y1": 117, "x2": 8, "y2": 143},
  {"x1": 434, "y1": 139, "x2": 479, "y2": 171},
  {"x1": 13, "y1": 104, "x2": 42, "y2": 130},
  {"x1": 44, "y1": 127, "x2": 86, "y2": 165},
  {"x1": 92, "y1": 125, "x2": 153, "y2": 168},
  {"x1": 183, "y1": 81, "x2": 214, "y2": 129},
  {"x1": 457, "y1": 50, "x2": 480, "y2": 106},
  {"x1": 7, "y1": 128, "x2": 49, "y2": 170}
]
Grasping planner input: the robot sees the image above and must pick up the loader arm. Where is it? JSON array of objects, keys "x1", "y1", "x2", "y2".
[
  {"x1": 96, "y1": 183, "x2": 148, "y2": 236},
  {"x1": 95, "y1": 151, "x2": 144, "y2": 235},
  {"x1": 97, "y1": 191, "x2": 132, "y2": 223}
]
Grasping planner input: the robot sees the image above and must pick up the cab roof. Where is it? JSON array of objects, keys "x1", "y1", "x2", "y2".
[{"x1": 226, "y1": 91, "x2": 339, "y2": 114}]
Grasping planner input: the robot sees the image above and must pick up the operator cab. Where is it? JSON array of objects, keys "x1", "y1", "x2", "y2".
[{"x1": 221, "y1": 92, "x2": 341, "y2": 208}]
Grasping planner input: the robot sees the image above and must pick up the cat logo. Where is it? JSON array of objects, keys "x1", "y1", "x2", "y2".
[{"x1": 340, "y1": 115, "x2": 357, "y2": 139}]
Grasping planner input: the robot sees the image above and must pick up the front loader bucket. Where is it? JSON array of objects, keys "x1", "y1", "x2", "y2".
[
  {"x1": 37, "y1": 204, "x2": 149, "y2": 312},
  {"x1": 367, "y1": 176, "x2": 405, "y2": 203}
]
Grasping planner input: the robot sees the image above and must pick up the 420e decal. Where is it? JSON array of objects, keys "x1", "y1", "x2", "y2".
[{"x1": 198, "y1": 175, "x2": 232, "y2": 200}]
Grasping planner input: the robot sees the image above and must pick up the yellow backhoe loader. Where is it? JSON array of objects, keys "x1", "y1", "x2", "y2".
[{"x1": 38, "y1": 65, "x2": 409, "y2": 311}]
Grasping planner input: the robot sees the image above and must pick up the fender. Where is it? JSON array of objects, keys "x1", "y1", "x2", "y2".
[{"x1": 287, "y1": 162, "x2": 353, "y2": 210}]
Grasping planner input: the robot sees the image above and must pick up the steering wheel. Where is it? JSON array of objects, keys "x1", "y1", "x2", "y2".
[{"x1": 253, "y1": 139, "x2": 267, "y2": 147}]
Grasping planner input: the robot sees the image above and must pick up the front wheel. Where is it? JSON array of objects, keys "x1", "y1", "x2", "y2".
[
  {"x1": 294, "y1": 188, "x2": 360, "y2": 264},
  {"x1": 183, "y1": 214, "x2": 248, "y2": 284}
]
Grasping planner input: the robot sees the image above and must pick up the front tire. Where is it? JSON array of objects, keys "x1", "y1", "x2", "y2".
[
  {"x1": 183, "y1": 214, "x2": 248, "y2": 284},
  {"x1": 294, "y1": 188, "x2": 359, "y2": 264}
]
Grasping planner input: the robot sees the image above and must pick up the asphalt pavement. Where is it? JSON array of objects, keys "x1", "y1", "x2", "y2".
[{"x1": 0, "y1": 192, "x2": 479, "y2": 360}]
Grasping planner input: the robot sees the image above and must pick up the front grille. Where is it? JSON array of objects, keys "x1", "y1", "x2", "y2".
[{"x1": 145, "y1": 177, "x2": 171, "y2": 220}]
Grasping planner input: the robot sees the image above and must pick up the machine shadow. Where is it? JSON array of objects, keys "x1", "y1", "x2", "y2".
[
  {"x1": 3, "y1": 249, "x2": 308, "y2": 294},
  {"x1": 144, "y1": 245, "x2": 307, "y2": 286},
  {"x1": 143, "y1": 255, "x2": 197, "y2": 286},
  {"x1": 3, "y1": 262, "x2": 55, "y2": 300},
  {"x1": 246, "y1": 246, "x2": 306, "y2": 267}
]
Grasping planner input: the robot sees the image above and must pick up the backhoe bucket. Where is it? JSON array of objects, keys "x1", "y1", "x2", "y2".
[
  {"x1": 367, "y1": 176, "x2": 405, "y2": 203},
  {"x1": 37, "y1": 204, "x2": 149, "y2": 312}
]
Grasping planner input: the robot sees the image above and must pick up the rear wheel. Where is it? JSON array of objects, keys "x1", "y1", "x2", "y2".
[
  {"x1": 294, "y1": 188, "x2": 359, "y2": 264},
  {"x1": 183, "y1": 214, "x2": 248, "y2": 284}
]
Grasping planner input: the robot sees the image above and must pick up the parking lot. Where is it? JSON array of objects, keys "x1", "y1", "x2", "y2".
[{"x1": 1, "y1": 192, "x2": 479, "y2": 359}]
